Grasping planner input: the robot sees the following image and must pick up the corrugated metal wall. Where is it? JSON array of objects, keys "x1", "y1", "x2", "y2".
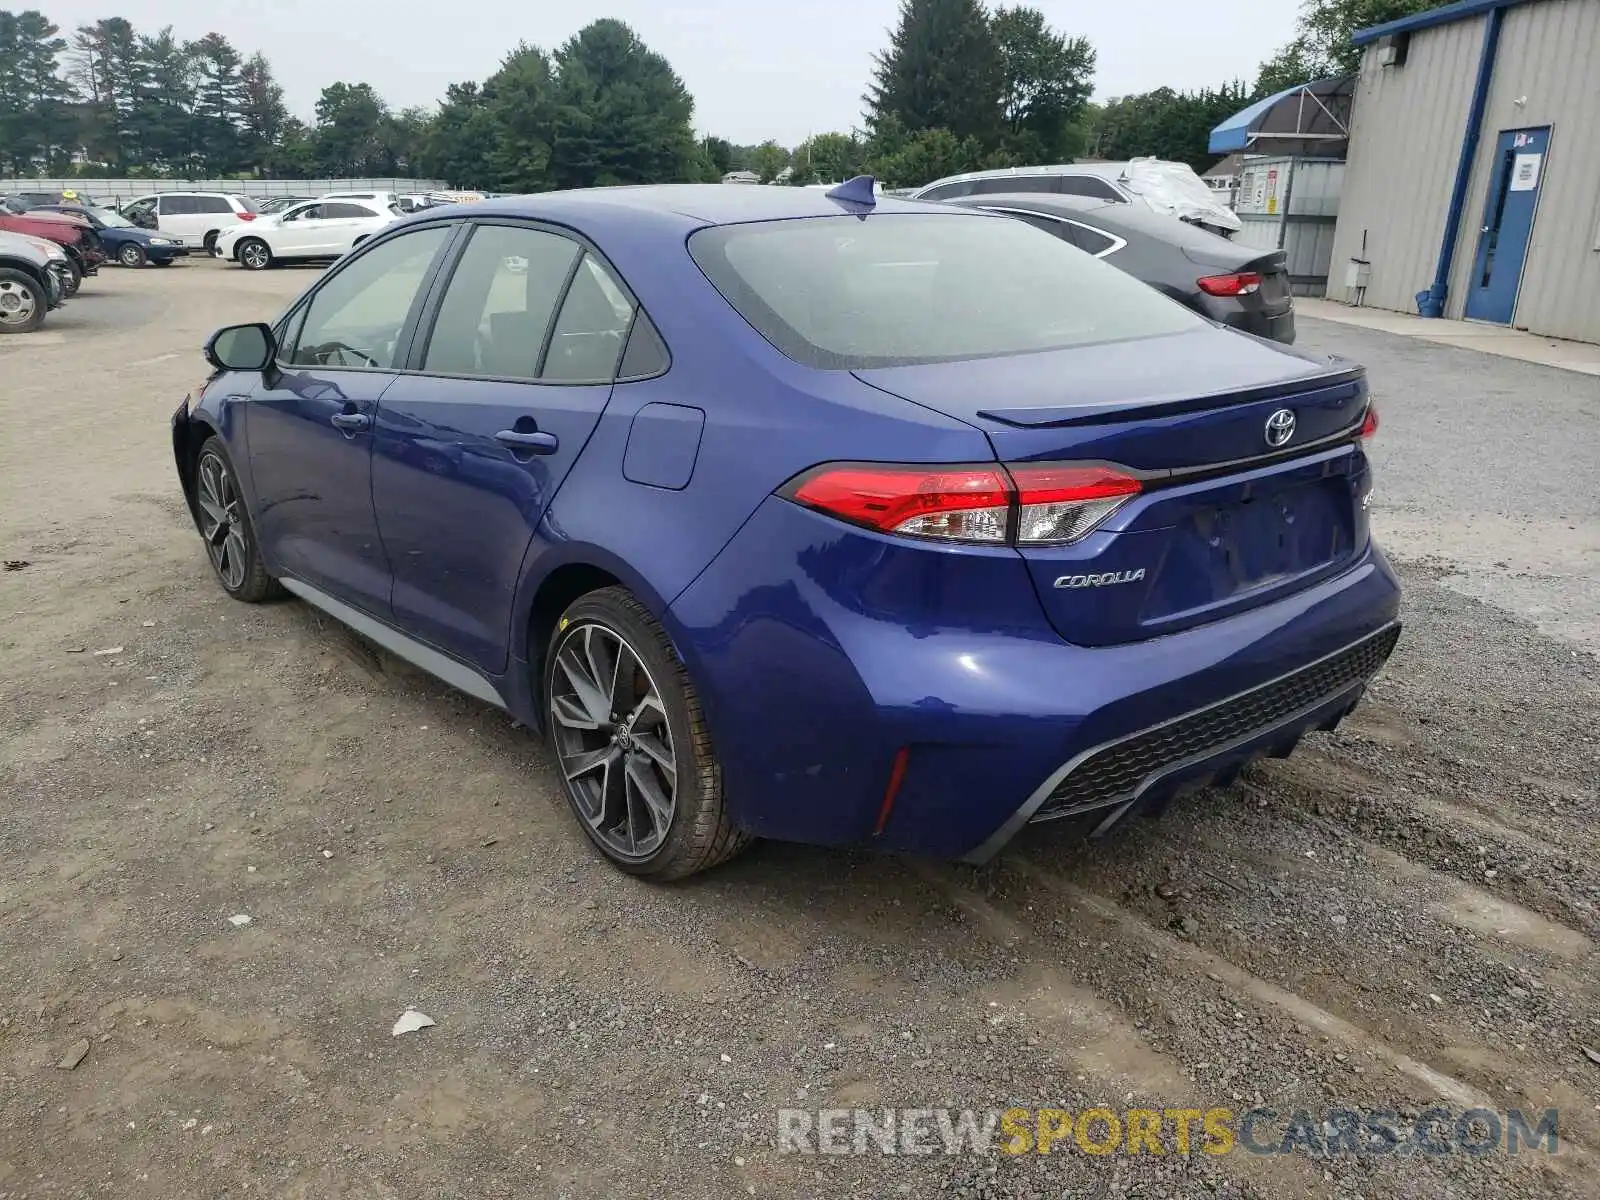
[
  {"x1": 1330, "y1": 0, "x2": 1600, "y2": 343},
  {"x1": 1328, "y1": 17, "x2": 1485, "y2": 313},
  {"x1": 1449, "y1": 0, "x2": 1600, "y2": 340}
]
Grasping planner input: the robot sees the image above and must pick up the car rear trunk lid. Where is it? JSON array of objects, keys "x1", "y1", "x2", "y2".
[{"x1": 853, "y1": 328, "x2": 1373, "y2": 646}]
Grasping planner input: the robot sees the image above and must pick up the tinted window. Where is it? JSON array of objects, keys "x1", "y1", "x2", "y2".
[
  {"x1": 235, "y1": 196, "x2": 260, "y2": 213},
  {"x1": 542, "y1": 254, "x2": 635, "y2": 383},
  {"x1": 197, "y1": 196, "x2": 234, "y2": 214},
  {"x1": 283, "y1": 204, "x2": 323, "y2": 221},
  {"x1": 288, "y1": 225, "x2": 450, "y2": 369},
  {"x1": 971, "y1": 176, "x2": 1057, "y2": 195},
  {"x1": 1069, "y1": 223, "x2": 1119, "y2": 256},
  {"x1": 325, "y1": 202, "x2": 377, "y2": 219},
  {"x1": 918, "y1": 182, "x2": 974, "y2": 201},
  {"x1": 422, "y1": 224, "x2": 579, "y2": 380},
  {"x1": 690, "y1": 214, "x2": 1199, "y2": 369},
  {"x1": 159, "y1": 195, "x2": 197, "y2": 216},
  {"x1": 1058, "y1": 176, "x2": 1123, "y2": 201},
  {"x1": 618, "y1": 311, "x2": 669, "y2": 378}
]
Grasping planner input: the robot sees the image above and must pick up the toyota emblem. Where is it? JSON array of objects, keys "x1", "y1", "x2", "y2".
[{"x1": 1264, "y1": 408, "x2": 1296, "y2": 448}]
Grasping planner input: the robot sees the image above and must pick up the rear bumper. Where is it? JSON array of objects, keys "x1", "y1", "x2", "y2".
[{"x1": 667, "y1": 495, "x2": 1402, "y2": 861}]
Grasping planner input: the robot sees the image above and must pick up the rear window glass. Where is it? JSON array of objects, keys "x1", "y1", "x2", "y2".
[{"x1": 689, "y1": 214, "x2": 1199, "y2": 369}]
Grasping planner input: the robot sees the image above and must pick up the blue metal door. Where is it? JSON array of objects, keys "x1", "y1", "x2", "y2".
[{"x1": 1465, "y1": 127, "x2": 1549, "y2": 324}]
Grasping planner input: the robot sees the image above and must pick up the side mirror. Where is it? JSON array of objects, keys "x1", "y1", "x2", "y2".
[{"x1": 205, "y1": 323, "x2": 275, "y2": 372}]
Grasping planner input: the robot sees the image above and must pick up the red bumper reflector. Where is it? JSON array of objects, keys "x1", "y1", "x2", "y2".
[{"x1": 873, "y1": 746, "x2": 911, "y2": 836}]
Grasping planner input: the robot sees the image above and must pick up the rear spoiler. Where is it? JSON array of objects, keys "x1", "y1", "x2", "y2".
[{"x1": 976, "y1": 364, "x2": 1366, "y2": 429}]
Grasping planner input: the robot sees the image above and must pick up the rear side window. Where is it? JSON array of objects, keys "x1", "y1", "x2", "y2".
[
  {"x1": 690, "y1": 213, "x2": 1199, "y2": 369},
  {"x1": 421, "y1": 224, "x2": 579, "y2": 380},
  {"x1": 971, "y1": 176, "x2": 1056, "y2": 195},
  {"x1": 1069, "y1": 223, "x2": 1119, "y2": 256},
  {"x1": 235, "y1": 196, "x2": 260, "y2": 213},
  {"x1": 197, "y1": 196, "x2": 234, "y2": 214},
  {"x1": 325, "y1": 202, "x2": 376, "y2": 219},
  {"x1": 917, "y1": 181, "x2": 974, "y2": 201},
  {"x1": 541, "y1": 254, "x2": 635, "y2": 383},
  {"x1": 1058, "y1": 176, "x2": 1124, "y2": 201}
]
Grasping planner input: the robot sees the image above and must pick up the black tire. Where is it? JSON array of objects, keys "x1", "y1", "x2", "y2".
[
  {"x1": 202, "y1": 229, "x2": 220, "y2": 253},
  {"x1": 64, "y1": 255, "x2": 83, "y2": 294},
  {"x1": 0, "y1": 268, "x2": 47, "y2": 333},
  {"x1": 237, "y1": 238, "x2": 272, "y2": 271},
  {"x1": 544, "y1": 587, "x2": 750, "y2": 880},
  {"x1": 152, "y1": 259, "x2": 173, "y2": 267},
  {"x1": 193, "y1": 436, "x2": 283, "y2": 603},
  {"x1": 117, "y1": 242, "x2": 147, "y2": 268}
]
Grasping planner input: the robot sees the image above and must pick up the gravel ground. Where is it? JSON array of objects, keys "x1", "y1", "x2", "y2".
[{"x1": 1, "y1": 264, "x2": 1596, "y2": 1200}]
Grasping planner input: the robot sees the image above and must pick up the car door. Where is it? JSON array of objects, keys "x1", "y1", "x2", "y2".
[
  {"x1": 322, "y1": 202, "x2": 379, "y2": 253},
  {"x1": 371, "y1": 220, "x2": 635, "y2": 674},
  {"x1": 156, "y1": 194, "x2": 198, "y2": 243},
  {"x1": 273, "y1": 203, "x2": 327, "y2": 255},
  {"x1": 246, "y1": 223, "x2": 456, "y2": 613}
]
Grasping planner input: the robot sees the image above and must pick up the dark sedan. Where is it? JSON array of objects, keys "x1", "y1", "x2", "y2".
[
  {"x1": 949, "y1": 193, "x2": 1296, "y2": 344},
  {"x1": 32, "y1": 203, "x2": 188, "y2": 267}
]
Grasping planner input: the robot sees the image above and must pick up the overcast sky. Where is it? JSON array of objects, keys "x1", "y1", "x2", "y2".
[{"x1": 45, "y1": 0, "x2": 1299, "y2": 146}]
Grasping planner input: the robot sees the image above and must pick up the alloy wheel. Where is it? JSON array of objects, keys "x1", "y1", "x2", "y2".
[
  {"x1": 119, "y1": 244, "x2": 144, "y2": 267},
  {"x1": 195, "y1": 450, "x2": 249, "y2": 590},
  {"x1": 549, "y1": 622, "x2": 678, "y2": 861},
  {"x1": 241, "y1": 242, "x2": 269, "y2": 270},
  {"x1": 0, "y1": 279, "x2": 37, "y2": 327}
]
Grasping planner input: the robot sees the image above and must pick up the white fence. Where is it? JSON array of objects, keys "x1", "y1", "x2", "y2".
[{"x1": 2, "y1": 178, "x2": 452, "y2": 204}]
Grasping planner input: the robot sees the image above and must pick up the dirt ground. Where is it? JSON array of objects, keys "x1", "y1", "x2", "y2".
[{"x1": 2, "y1": 259, "x2": 1597, "y2": 1200}]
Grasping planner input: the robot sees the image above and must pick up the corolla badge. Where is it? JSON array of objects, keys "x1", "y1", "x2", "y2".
[
  {"x1": 1264, "y1": 408, "x2": 1297, "y2": 448},
  {"x1": 1053, "y1": 569, "x2": 1147, "y2": 589}
]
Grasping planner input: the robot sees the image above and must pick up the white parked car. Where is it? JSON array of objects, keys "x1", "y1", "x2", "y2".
[
  {"x1": 119, "y1": 191, "x2": 260, "y2": 251},
  {"x1": 213, "y1": 199, "x2": 399, "y2": 270}
]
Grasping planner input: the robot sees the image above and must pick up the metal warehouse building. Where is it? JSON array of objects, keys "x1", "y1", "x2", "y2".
[{"x1": 1329, "y1": 0, "x2": 1600, "y2": 342}]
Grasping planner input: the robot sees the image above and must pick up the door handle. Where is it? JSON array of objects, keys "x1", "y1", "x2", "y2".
[
  {"x1": 330, "y1": 411, "x2": 371, "y2": 432},
  {"x1": 495, "y1": 428, "x2": 559, "y2": 455}
]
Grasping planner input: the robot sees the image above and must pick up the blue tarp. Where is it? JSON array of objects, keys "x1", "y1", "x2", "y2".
[{"x1": 1209, "y1": 86, "x2": 1301, "y2": 154}]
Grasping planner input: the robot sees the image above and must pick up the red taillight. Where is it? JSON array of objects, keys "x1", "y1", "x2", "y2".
[
  {"x1": 784, "y1": 461, "x2": 1142, "y2": 546},
  {"x1": 237, "y1": 212, "x2": 257, "y2": 221},
  {"x1": 1359, "y1": 404, "x2": 1379, "y2": 440},
  {"x1": 1196, "y1": 271, "x2": 1262, "y2": 297},
  {"x1": 789, "y1": 464, "x2": 1011, "y2": 542},
  {"x1": 1006, "y1": 463, "x2": 1143, "y2": 545}
]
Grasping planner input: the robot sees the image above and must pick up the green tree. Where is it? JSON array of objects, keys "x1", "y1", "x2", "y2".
[
  {"x1": 422, "y1": 81, "x2": 498, "y2": 187},
  {"x1": 312, "y1": 81, "x2": 388, "y2": 175},
  {"x1": 0, "y1": 10, "x2": 75, "y2": 172},
  {"x1": 866, "y1": 120, "x2": 985, "y2": 188},
  {"x1": 188, "y1": 33, "x2": 246, "y2": 173},
  {"x1": 793, "y1": 131, "x2": 865, "y2": 183},
  {"x1": 484, "y1": 43, "x2": 553, "y2": 191},
  {"x1": 700, "y1": 135, "x2": 735, "y2": 177},
  {"x1": 1256, "y1": 0, "x2": 1435, "y2": 93},
  {"x1": 546, "y1": 19, "x2": 698, "y2": 189},
  {"x1": 991, "y1": 7, "x2": 1095, "y2": 161},
  {"x1": 865, "y1": 0, "x2": 1004, "y2": 147},
  {"x1": 1088, "y1": 81, "x2": 1251, "y2": 171},
  {"x1": 748, "y1": 139, "x2": 789, "y2": 183},
  {"x1": 71, "y1": 17, "x2": 144, "y2": 168},
  {"x1": 239, "y1": 52, "x2": 288, "y2": 167},
  {"x1": 130, "y1": 28, "x2": 196, "y2": 170}
]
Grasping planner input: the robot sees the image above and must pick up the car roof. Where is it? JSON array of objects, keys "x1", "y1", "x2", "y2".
[
  {"x1": 918, "y1": 163, "x2": 1129, "y2": 190},
  {"x1": 458, "y1": 184, "x2": 961, "y2": 232}
]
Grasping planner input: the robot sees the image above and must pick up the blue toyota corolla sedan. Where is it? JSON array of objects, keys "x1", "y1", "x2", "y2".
[{"x1": 172, "y1": 181, "x2": 1399, "y2": 879}]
